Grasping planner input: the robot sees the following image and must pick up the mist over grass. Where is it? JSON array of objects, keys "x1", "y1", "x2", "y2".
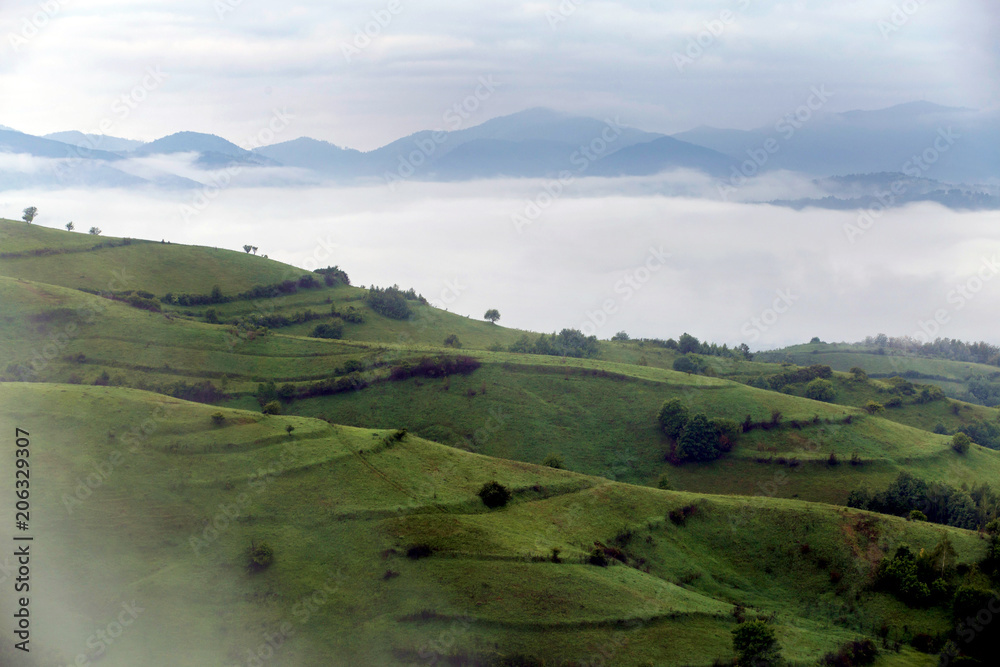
[{"x1": 2, "y1": 179, "x2": 999, "y2": 349}]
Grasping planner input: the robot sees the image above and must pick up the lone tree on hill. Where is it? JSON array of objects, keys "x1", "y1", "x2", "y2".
[
  {"x1": 22, "y1": 206, "x2": 37, "y2": 223},
  {"x1": 65, "y1": 221, "x2": 74, "y2": 231},
  {"x1": 484, "y1": 309, "x2": 501, "y2": 324},
  {"x1": 243, "y1": 245, "x2": 253, "y2": 253},
  {"x1": 88, "y1": 227, "x2": 102, "y2": 236},
  {"x1": 677, "y1": 414, "x2": 720, "y2": 462},
  {"x1": 732, "y1": 619, "x2": 781, "y2": 666},
  {"x1": 477, "y1": 480, "x2": 511, "y2": 509},
  {"x1": 863, "y1": 400, "x2": 884, "y2": 415}
]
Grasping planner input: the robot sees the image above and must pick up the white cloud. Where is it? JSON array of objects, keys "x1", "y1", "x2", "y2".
[{"x1": 5, "y1": 182, "x2": 999, "y2": 349}]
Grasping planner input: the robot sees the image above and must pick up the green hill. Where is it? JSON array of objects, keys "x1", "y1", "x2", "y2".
[
  {"x1": 1, "y1": 383, "x2": 993, "y2": 666},
  {"x1": 2, "y1": 218, "x2": 999, "y2": 666},
  {"x1": 759, "y1": 341, "x2": 1000, "y2": 407}
]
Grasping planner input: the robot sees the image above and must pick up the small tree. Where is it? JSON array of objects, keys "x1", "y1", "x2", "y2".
[
  {"x1": 243, "y1": 245, "x2": 253, "y2": 253},
  {"x1": 805, "y1": 378, "x2": 835, "y2": 402},
  {"x1": 210, "y1": 411, "x2": 226, "y2": 425},
  {"x1": 677, "y1": 414, "x2": 720, "y2": 462},
  {"x1": 22, "y1": 206, "x2": 37, "y2": 223},
  {"x1": 672, "y1": 355, "x2": 699, "y2": 374},
  {"x1": 850, "y1": 366, "x2": 868, "y2": 382},
  {"x1": 863, "y1": 400, "x2": 884, "y2": 415},
  {"x1": 732, "y1": 619, "x2": 780, "y2": 666},
  {"x1": 951, "y1": 432, "x2": 971, "y2": 454},
  {"x1": 65, "y1": 221, "x2": 74, "y2": 231},
  {"x1": 262, "y1": 400, "x2": 281, "y2": 415},
  {"x1": 248, "y1": 540, "x2": 274, "y2": 571},
  {"x1": 657, "y1": 398, "x2": 690, "y2": 440},
  {"x1": 484, "y1": 309, "x2": 500, "y2": 324},
  {"x1": 542, "y1": 453, "x2": 564, "y2": 469},
  {"x1": 477, "y1": 480, "x2": 511, "y2": 509},
  {"x1": 443, "y1": 334, "x2": 461, "y2": 348},
  {"x1": 88, "y1": 226, "x2": 102, "y2": 236}
]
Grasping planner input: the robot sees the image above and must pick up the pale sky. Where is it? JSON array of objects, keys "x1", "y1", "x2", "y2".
[
  {"x1": 3, "y1": 0, "x2": 1000, "y2": 348},
  {"x1": 1, "y1": 0, "x2": 997, "y2": 150}
]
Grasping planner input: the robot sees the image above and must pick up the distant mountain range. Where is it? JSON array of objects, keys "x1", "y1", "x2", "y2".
[{"x1": 1, "y1": 103, "x2": 997, "y2": 208}]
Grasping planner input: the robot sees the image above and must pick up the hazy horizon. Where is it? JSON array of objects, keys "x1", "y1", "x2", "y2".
[
  {"x1": 5, "y1": 177, "x2": 1000, "y2": 350},
  {"x1": 2, "y1": 1, "x2": 998, "y2": 150}
]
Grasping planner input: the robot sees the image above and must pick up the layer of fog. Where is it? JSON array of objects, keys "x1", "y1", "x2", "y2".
[{"x1": 2, "y1": 176, "x2": 999, "y2": 350}]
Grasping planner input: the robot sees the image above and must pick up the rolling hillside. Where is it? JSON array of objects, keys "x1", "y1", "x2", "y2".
[
  {"x1": 1, "y1": 383, "x2": 993, "y2": 666},
  {"x1": 1, "y1": 218, "x2": 999, "y2": 666}
]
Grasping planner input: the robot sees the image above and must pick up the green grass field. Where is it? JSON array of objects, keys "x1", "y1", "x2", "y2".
[
  {"x1": 1, "y1": 383, "x2": 993, "y2": 666},
  {"x1": 2, "y1": 219, "x2": 999, "y2": 666}
]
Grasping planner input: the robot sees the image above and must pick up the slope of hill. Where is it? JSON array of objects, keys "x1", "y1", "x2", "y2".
[
  {"x1": 0, "y1": 129, "x2": 123, "y2": 161},
  {"x1": 759, "y1": 342, "x2": 1000, "y2": 407},
  {"x1": 130, "y1": 131, "x2": 280, "y2": 167},
  {"x1": 253, "y1": 137, "x2": 364, "y2": 175},
  {"x1": 2, "y1": 254, "x2": 998, "y2": 510},
  {"x1": 673, "y1": 102, "x2": 1000, "y2": 183},
  {"x1": 1, "y1": 382, "x2": 993, "y2": 666},
  {"x1": 44, "y1": 131, "x2": 146, "y2": 152},
  {"x1": 2, "y1": 219, "x2": 1000, "y2": 665}
]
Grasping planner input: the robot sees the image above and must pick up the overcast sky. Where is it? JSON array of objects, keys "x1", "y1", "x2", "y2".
[
  {"x1": 3, "y1": 1, "x2": 1000, "y2": 348},
  {"x1": 1, "y1": 0, "x2": 998, "y2": 150}
]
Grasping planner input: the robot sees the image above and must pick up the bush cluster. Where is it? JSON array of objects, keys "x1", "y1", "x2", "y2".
[
  {"x1": 311, "y1": 321, "x2": 344, "y2": 339},
  {"x1": 314, "y1": 265, "x2": 351, "y2": 286},
  {"x1": 163, "y1": 276, "x2": 325, "y2": 307},
  {"x1": 365, "y1": 285, "x2": 425, "y2": 319},
  {"x1": 508, "y1": 329, "x2": 599, "y2": 359},
  {"x1": 657, "y1": 399, "x2": 739, "y2": 463},
  {"x1": 847, "y1": 472, "x2": 997, "y2": 530},
  {"x1": 818, "y1": 639, "x2": 878, "y2": 666}
]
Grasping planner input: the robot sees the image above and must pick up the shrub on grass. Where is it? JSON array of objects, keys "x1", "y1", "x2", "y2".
[
  {"x1": 366, "y1": 285, "x2": 413, "y2": 320},
  {"x1": 732, "y1": 619, "x2": 780, "y2": 666},
  {"x1": 477, "y1": 480, "x2": 512, "y2": 509},
  {"x1": 262, "y1": 401, "x2": 281, "y2": 415},
  {"x1": 588, "y1": 548, "x2": 609, "y2": 567},
  {"x1": 818, "y1": 638, "x2": 878, "y2": 666},
  {"x1": 677, "y1": 414, "x2": 721, "y2": 462},
  {"x1": 248, "y1": 540, "x2": 274, "y2": 571},
  {"x1": 951, "y1": 432, "x2": 971, "y2": 454},
  {"x1": 863, "y1": 400, "x2": 885, "y2": 415},
  {"x1": 806, "y1": 378, "x2": 836, "y2": 402},
  {"x1": 406, "y1": 544, "x2": 432, "y2": 559},
  {"x1": 312, "y1": 321, "x2": 344, "y2": 339},
  {"x1": 211, "y1": 411, "x2": 225, "y2": 425},
  {"x1": 657, "y1": 398, "x2": 690, "y2": 439},
  {"x1": 542, "y1": 453, "x2": 564, "y2": 469}
]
